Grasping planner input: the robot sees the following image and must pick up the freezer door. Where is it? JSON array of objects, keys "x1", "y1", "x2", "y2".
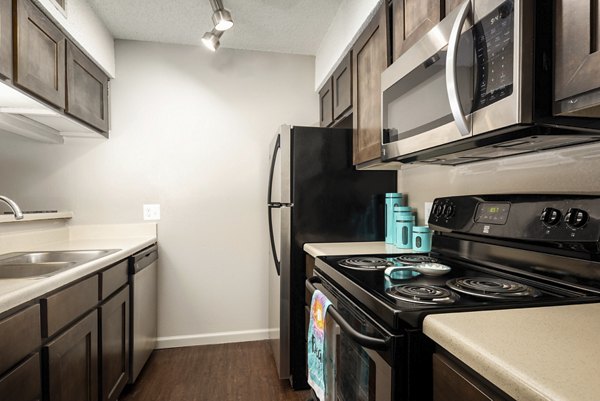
[{"x1": 268, "y1": 125, "x2": 292, "y2": 206}]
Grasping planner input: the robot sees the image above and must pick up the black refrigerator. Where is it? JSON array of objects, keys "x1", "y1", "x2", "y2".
[{"x1": 267, "y1": 125, "x2": 396, "y2": 389}]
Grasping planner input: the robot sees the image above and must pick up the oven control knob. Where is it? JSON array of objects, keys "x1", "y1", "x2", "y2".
[
  {"x1": 540, "y1": 208, "x2": 561, "y2": 226},
  {"x1": 433, "y1": 203, "x2": 444, "y2": 217},
  {"x1": 565, "y1": 208, "x2": 589, "y2": 228},
  {"x1": 444, "y1": 204, "x2": 455, "y2": 218}
]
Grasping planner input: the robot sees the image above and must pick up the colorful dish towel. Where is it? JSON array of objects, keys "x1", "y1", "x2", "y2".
[{"x1": 307, "y1": 289, "x2": 332, "y2": 401}]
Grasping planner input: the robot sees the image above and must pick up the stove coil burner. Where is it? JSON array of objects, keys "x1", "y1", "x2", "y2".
[
  {"x1": 386, "y1": 284, "x2": 459, "y2": 305},
  {"x1": 394, "y1": 255, "x2": 439, "y2": 265},
  {"x1": 338, "y1": 257, "x2": 393, "y2": 271},
  {"x1": 446, "y1": 277, "x2": 542, "y2": 299}
]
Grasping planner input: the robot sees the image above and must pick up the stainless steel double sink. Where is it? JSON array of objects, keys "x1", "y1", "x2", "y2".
[{"x1": 0, "y1": 249, "x2": 120, "y2": 279}]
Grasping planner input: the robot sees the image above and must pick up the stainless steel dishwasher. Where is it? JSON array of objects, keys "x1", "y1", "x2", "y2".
[{"x1": 129, "y1": 244, "x2": 158, "y2": 383}]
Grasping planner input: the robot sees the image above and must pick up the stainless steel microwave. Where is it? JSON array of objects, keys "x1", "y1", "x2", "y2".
[{"x1": 381, "y1": 0, "x2": 600, "y2": 165}]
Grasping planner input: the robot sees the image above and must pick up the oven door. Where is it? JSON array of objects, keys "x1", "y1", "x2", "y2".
[{"x1": 307, "y1": 276, "x2": 400, "y2": 401}]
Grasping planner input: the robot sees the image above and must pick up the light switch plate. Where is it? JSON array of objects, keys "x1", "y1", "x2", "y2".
[
  {"x1": 424, "y1": 202, "x2": 433, "y2": 223},
  {"x1": 143, "y1": 204, "x2": 160, "y2": 221}
]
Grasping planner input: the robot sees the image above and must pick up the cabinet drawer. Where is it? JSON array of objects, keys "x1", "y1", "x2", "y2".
[
  {"x1": 100, "y1": 260, "x2": 128, "y2": 300},
  {"x1": 41, "y1": 276, "x2": 99, "y2": 338},
  {"x1": 0, "y1": 304, "x2": 41, "y2": 373},
  {"x1": 0, "y1": 353, "x2": 41, "y2": 401}
]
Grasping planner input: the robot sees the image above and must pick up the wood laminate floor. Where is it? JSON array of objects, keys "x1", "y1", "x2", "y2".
[{"x1": 120, "y1": 340, "x2": 312, "y2": 401}]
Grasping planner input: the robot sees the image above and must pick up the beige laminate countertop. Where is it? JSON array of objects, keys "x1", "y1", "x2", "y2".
[
  {"x1": 0, "y1": 223, "x2": 157, "y2": 315},
  {"x1": 424, "y1": 303, "x2": 600, "y2": 401},
  {"x1": 304, "y1": 241, "x2": 422, "y2": 257}
]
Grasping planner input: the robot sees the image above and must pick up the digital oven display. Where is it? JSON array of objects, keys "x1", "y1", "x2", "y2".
[{"x1": 475, "y1": 202, "x2": 511, "y2": 225}]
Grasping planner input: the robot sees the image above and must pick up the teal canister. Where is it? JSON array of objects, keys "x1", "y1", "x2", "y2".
[
  {"x1": 394, "y1": 214, "x2": 415, "y2": 249},
  {"x1": 392, "y1": 206, "x2": 412, "y2": 245},
  {"x1": 412, "y1": 226, "x2": 432, "y2": 252},
  {"x1": 385, "y1": 193, "x2": 403, "y2": 244}
]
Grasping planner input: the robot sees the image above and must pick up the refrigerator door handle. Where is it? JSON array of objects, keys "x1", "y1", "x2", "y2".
[
  {"x1": 268, "y1": 204, "x2": 281, "y2": 276},
  {"x1": 267, "y1": 134, "x2": 281, "y2": 205}
]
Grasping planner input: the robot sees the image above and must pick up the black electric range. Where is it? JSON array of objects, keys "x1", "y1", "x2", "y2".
[{"x1": 308, "y1": 194, "x2": 600, "y2": 401}]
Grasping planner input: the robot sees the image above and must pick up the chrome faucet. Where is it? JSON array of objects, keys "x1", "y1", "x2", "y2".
[{"x1": 0, "y1": 196, "x2": 24, "y2": 220}]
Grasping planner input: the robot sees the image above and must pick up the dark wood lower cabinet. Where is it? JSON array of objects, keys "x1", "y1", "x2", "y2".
[
  {"x1": 45, "y1": 311, "x2": 98, "y2": 401},
  {"x1": 0, "y1": 353, "x2": 41, "y2": 401},
  {"x1": 100, "y1": 286, "x2": 130, "y2": 401},
  {"x1": 433, "y1": 353, "x2": 513, "y2": 401}
]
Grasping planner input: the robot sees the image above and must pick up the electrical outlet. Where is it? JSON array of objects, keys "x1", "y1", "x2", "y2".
[
  {"x1": 424, "y1": 202, "x2": 433, "y2": 223},
  {"x1": 143, "y1": 204, "x2": 160, "y2": 221}
]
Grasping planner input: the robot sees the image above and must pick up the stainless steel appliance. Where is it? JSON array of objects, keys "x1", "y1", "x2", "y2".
[
  {"x1": 381, "y1": 0, "x2": 600, "y2": 166},
  {"x1": 267, "y1": 125, "x2": 396, "y2": 389},
  {"x1": 129, "y1": 244, "x2": 159, "y2": 383},
  {"x1": 309, "y1": 194, "x2": 600, "y2": 400}
]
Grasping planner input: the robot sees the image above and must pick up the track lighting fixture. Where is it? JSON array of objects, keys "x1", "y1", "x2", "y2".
[
  {"x1": 202, "y1": 29, "x2": 223, "y2": 52},
  {"x1": 202, "y1": 0, "x2": 234, "y2": 51}
]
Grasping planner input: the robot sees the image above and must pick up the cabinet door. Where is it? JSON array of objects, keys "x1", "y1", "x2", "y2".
[
  {"x1": 392, "y1": 0, "x2": 442, "y2": 61},
  {"x1": 99, "y1": 286, "x2": 129, "y2": 401},
  {"x1": 352, "y1": 4, "x2": 389, "y2": 165},
  {"x1": 555, "y1": 0, "x2": 600, "y2": 102},
  {"x1": 333, "y1": 52, "x2": 352, "y2": 120},
  {"x1": 433, "y1": 353, "x2": 511, "y2": 401},
  {"x1": 0, "y1": 0, "x2": 12, "y2": 80},
  {"x1": 66, "y1": 41, "x2": 110, "y2": 132},
  {"x1": 14, "y1": 0, "x2": 66, "y2": 109},
  {"x1": 0, "y1": 354, "x2": 41, "y2": 401},
  {"x1": 319, "y1": 77, "x2": 333, "y2": 127},
  {"x1": 45, "y1": 311, "x2": 98, "y2": 401}
]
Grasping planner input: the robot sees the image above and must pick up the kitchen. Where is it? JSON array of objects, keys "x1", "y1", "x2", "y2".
[{"x1": 0, "y1": 0, "x2": 599, "y2": 401}]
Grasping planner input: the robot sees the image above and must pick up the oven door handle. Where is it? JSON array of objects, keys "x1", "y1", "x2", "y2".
[
  {"x1": 446, "y1": 0, "x2": 471, "y2": 137},
  {"x1": 306, "y1": 276, "x2": 390, "y2": 351}
]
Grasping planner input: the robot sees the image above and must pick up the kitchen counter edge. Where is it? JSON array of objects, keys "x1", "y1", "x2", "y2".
[
  {"x1": 423, "y1": 303, "x2": 600, "y2": 401},
  {"x1": 304, "y1": 241, "x2": 419, "y2": 257},
  {"x1": 0, "y1": 235, "x2": 157, "y2": 315}
]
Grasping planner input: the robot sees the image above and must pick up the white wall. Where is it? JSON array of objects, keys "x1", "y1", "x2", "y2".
[
  {"x1": 0, "y1": 40, "x2": 318, "y2": 346},
  {"x1": 398, "y1": 144, "x2": 600, "y2": 224},
  {"x1": 314, "y1": 0, "x2": 380, "y2": 90},
  {"x1": 33, "y1": 0, "x2": 115, "y2": 77}
]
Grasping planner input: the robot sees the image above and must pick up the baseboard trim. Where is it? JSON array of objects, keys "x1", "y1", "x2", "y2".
[{"x1": 156, "y1": 328, "x2": 277, "y2": 349}]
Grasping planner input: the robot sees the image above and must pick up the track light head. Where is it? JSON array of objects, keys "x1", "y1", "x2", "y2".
[{"x1": 212, "y1": 8, "x2": 234, "y2": 31}]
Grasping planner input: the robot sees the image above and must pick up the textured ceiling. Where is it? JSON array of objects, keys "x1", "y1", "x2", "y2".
[{"x1": 86, "y1": 0, "x2": 343, "y2": 55}]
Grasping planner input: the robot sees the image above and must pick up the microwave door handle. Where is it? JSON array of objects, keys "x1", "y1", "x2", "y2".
[
  {"x1": 446, "y1": 0, "x2": 471, "y2": 137},
  {"x1": 306, "y1": 277, "x2": 389, "y2": 351}
]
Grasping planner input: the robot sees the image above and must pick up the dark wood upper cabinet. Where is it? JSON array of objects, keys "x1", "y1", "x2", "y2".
[
  {"x1": 14, "y1": 0, "x2": 66, "y2": 109},
  {"x1": 433, "y1": 353, "x2": 513, "y2": 401},
  {"x1": 444, "y1": 0, "x2": 464, "y2": 16},
  {"x1": 44, "y1": 310, "x2": 99, "y2": 401},
  {"x1": 352, "y1": 3, "x2": 389, "y2": 165},
  {"x1": 100, "y1": 286, "x2": 129, "y2": 401},
  {"x1": 66, "y1": 41, "x2": 110, "y2": 132},
  {"x1": 319, "y1": 77, "x2": 334, "y2": 127},
  {"x1": 0, "y1": 0, "x2": 12, "y2": 80},
  {"x1": 554, "y1": 0, "x2": 600, "y2": 116},
  {"x1": 332, "y1": 52, "x2": 352, "y2": 121},
  {"x1": 392, "y1": 0, "x2": 442, "y2": 61}
]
